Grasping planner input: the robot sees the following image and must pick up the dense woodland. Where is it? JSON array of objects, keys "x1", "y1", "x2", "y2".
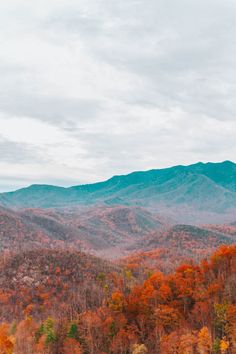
[{"x1": 0, "y1": 245, "x2": 235, "y2": 353}]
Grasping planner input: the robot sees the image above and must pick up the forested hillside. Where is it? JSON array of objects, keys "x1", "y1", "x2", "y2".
[
  {"x1": 0, "y1": 245, "x2": 235, "y2": 353},
  {"x1": 1, "y1": 205, "x2": 235, "y2": 259}
]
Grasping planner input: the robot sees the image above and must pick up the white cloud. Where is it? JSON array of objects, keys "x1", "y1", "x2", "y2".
[{"x1": 0, "y1": 0, "x2": 235, "y2": 191}]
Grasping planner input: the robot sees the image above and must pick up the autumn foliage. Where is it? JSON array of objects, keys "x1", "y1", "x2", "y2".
[{"x1": 0, "y1": 245, "x2": 235, "y2": 353}]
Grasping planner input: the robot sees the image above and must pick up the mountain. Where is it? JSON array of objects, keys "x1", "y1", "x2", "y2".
[
  {"x1": 1, "y1": 204, "x2": 235, "y2": 261},
  {"x1": 71, "y1": 205, "x2": 164, "y2": 245},
  {"x1": 0, "y1": 161, "x2": 235, "y2": 223},
  {"x1": 0, "y1": 205, "x2": 165, "y2": 256},
  {"x1": 134, "y1": 224, "x2": 236, "y2": 259}
]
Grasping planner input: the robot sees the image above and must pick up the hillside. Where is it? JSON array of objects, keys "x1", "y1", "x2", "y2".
[
  {"x1": 135, "y1": 224, "x2": 236, "y2": 259},
  {"x1": 0, "y1": 162, "x2": 235, "y2": 223},
  {"x1": 1, "y1": 205, "x2": 235, "y2": 262},
  {"x1": 0, "y1": 205, "x2": 166, "y2": 256},
  {"x1": 65, "y1": 206, "x2": 165, "y2": 254},
  {"x1": 0, "y1": 249, "x2": 118, "y2": 321},
  {"x1": 0, "y1": 245, "x2": 235, "y2": 353},
  {"x1": 0, "y1": 206, "x2": 52, "y2": 253}
]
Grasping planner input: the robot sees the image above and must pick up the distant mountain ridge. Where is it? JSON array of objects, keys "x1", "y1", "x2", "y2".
[{"x1": 0, "y1": 161, "x2": 235, "y2": 220}]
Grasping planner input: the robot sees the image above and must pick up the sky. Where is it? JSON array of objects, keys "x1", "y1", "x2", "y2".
[{"x1": 0, "y1": 0, "x2": 236, "y2": 192}]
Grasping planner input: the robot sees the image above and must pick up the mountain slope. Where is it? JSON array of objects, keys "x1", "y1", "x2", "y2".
[
  {"x1": 137, "y1": 224, "x2": 235, "y2": 259},
  {"x1": 0, "y1": 205, "x2": 165, "y2": 255},
  {"x1": 0, "y1": 206, "x2": 52, "y2": 252}
]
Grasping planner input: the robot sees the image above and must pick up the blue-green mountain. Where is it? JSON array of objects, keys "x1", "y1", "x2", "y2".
[{"x1": 0, "y1": 161, "x2": 235, "y2": 222}]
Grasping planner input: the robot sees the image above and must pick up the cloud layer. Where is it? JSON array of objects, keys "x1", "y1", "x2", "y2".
[{"x1": 0, "y1": 0, "x2": 236, "y2": 191}]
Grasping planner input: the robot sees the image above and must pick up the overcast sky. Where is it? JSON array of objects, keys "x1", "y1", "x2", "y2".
[{"x1": 0, "y1": 0, "x2": 236, "y2": 192}]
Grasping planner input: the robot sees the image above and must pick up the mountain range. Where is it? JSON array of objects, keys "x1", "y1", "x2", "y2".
[
  {"x1": 0, "y1": 205, "x2": 166, "y2": 256},
  {"x1": 0, "y1": 160, "x2": 235, "y2": 260},
  {"x1": 0, "y1": 161, "x2": 235, "y2": 224},
  {"x1": 0, "y1": 202, "x2": 235, "y2": 259}
]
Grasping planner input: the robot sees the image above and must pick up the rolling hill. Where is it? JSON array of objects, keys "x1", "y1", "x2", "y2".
[
  {"x1": 136, "y1": 224, "x2": 235, "y2": 259},
  {"x1": 0, "y1": 206, "x2": 52, "y2": 253},
  {"x1": 0, "y1": 205, "x2": 165, "y2": 256},
  {"x1": 0, "y1": 204, "x2": 235, "y2": 260}
]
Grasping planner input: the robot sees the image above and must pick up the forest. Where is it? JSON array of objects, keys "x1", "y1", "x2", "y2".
[{"x1": 0, "y1": 244, "x2": 235, "y2": 353}]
